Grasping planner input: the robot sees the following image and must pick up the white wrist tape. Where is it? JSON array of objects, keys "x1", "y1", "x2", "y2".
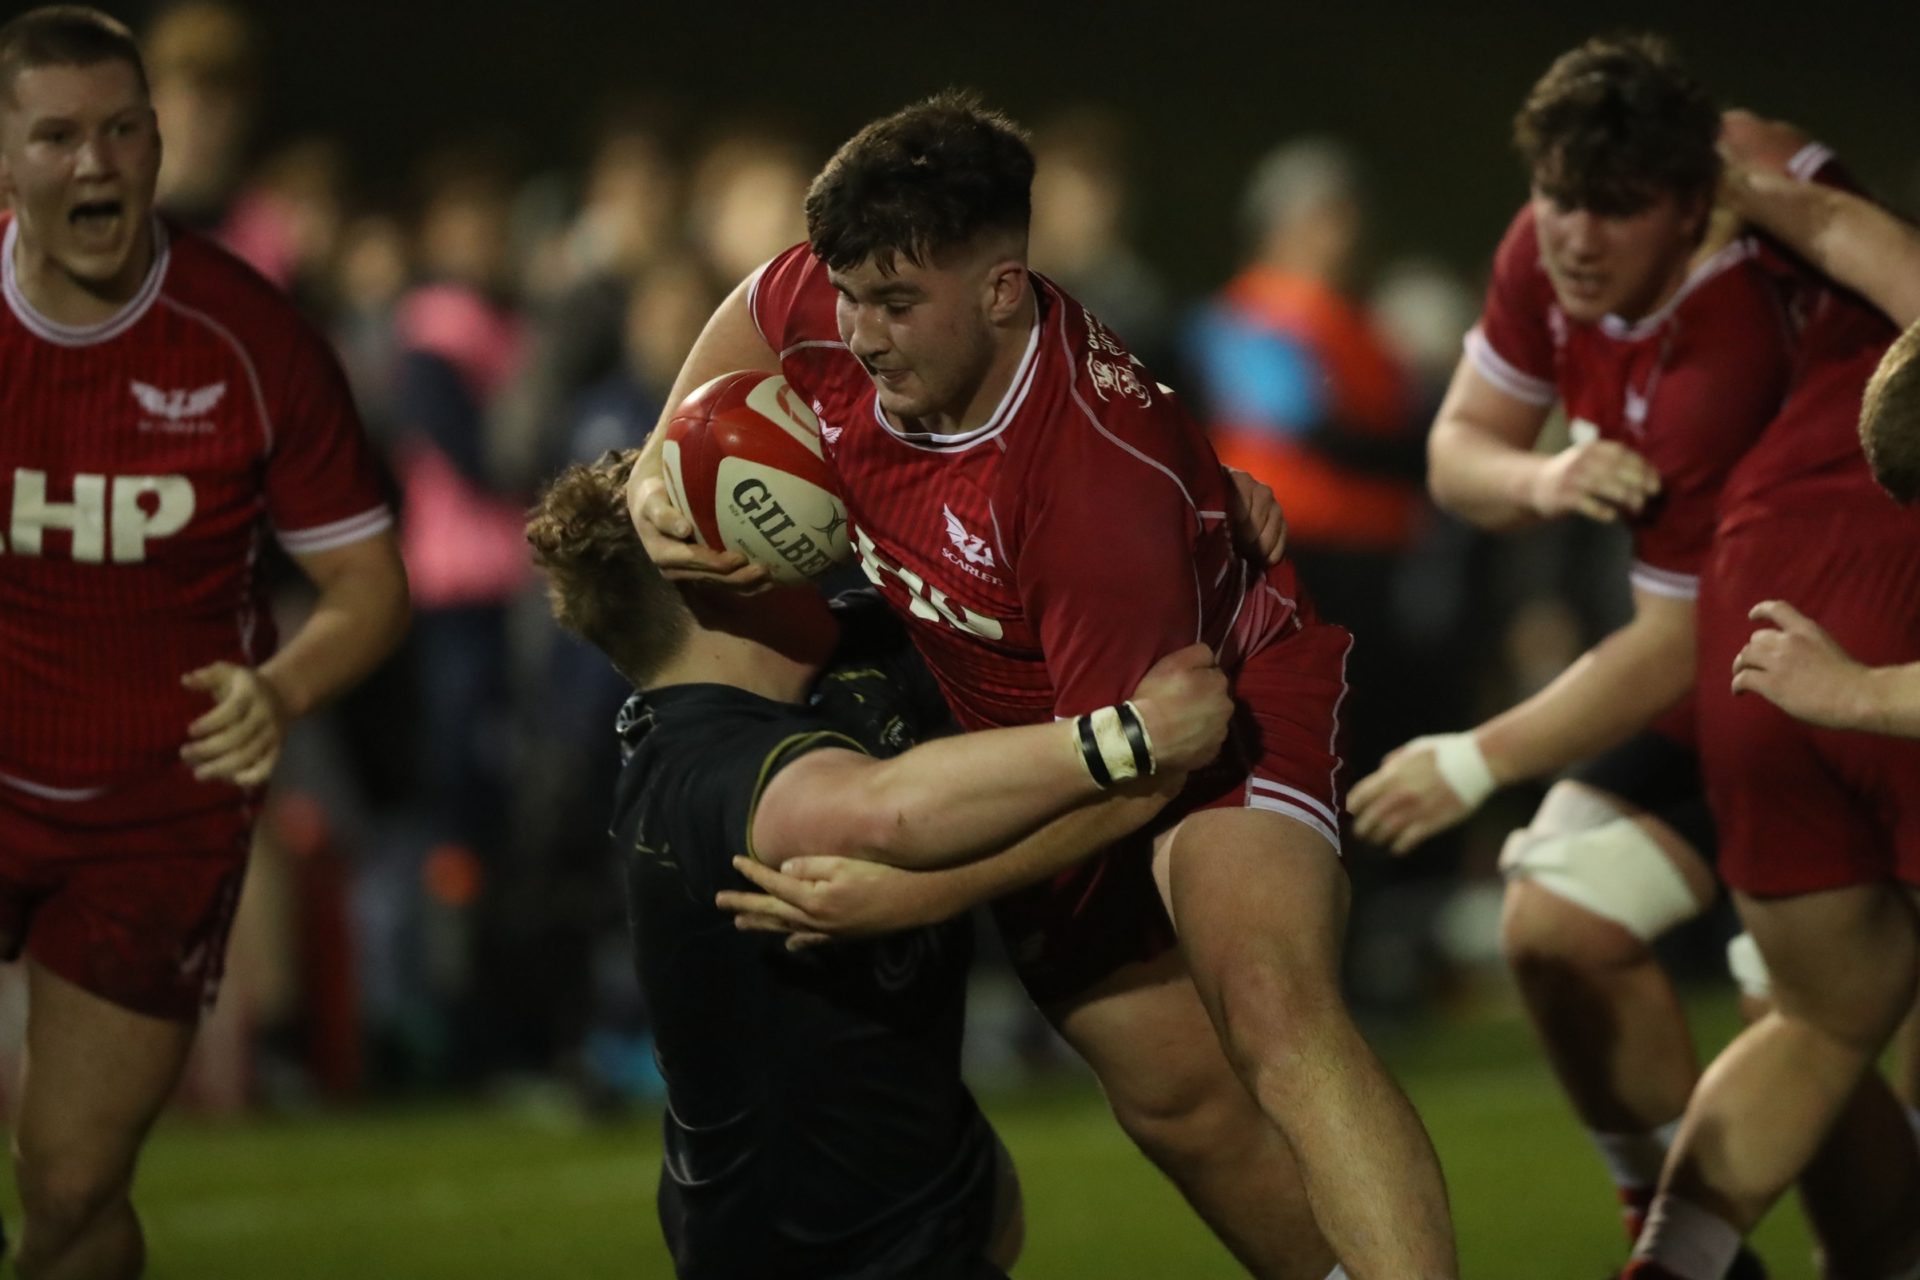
[
  {"x1": 1074, "y1": 703, "x2": 1154, "y2": 788},
  {"x1": 1426, "y1": 732, "x2": 1496, "y2": 810}
]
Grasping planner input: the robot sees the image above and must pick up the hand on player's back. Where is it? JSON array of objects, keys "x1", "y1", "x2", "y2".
[
  {"x1": 1224, "y1": 467, "x2": 1288, "y2": 565},
  {"x1": 1130, "y1": 644, "x2": 1233, "y2": 774},
  {"x1": 1530, "y1": 438, "x2": 1662, "y2": 523},
  {"x1": 1731, "y1": 600, "x2": 1871, "y2": 730},
  {"x1": 717, "y1": 855, "x2": 955, "y2": 949},
  {"x1": 1718, "y1": 109, "x2": 1812, "y2": 175},
  {"x1": 625, "y1": 471, "x2": 774, "y2": 592}
]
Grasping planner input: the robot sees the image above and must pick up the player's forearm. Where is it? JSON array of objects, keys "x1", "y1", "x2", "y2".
[
  {"x1": 1427, "y1": 416, "x2": 1548, "y2": 531},
  {"x1": 261, "y1": 538, "x2": 410, "y2": 720},
  {"x1": 1475, "y1": 599, "x2": 1695, "y2": 784},
  {"x1": 1734, "y1": 173, "x2": 1920, "y2": 329},
  {"x1": 1852, "y1": 662, "x2": 1920, "y2": 738},
  {"x1": 849, "y1": 719, "x2": 1109, "y2": 869},
  {"x1": 883, "y1": 788, "x2": 1169, "y2": 914}
]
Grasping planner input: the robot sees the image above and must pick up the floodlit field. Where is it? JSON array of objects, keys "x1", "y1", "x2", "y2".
[{"x1": 6, "y1": 997, "x2": 1820, "y2": 1279}]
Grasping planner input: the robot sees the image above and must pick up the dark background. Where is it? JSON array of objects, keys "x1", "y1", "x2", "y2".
[{"x1": 88, "y1": 0, "x2": 1920, "y2": 286}]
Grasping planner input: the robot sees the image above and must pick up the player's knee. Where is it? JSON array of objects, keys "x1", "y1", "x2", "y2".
[
  {"x1": 1497, "y1": 817, "x2": 1704, "y2": 956},
  {"x1": 14, "y1": 1145, "x2": 132, "y2": 1255},
  {"x1": 1208, "y1": 953, "x2": 1345, "y2": 1097},
  {"x1": 1103, "y1": 1040, "x2": 1258, "y2": 1174}
]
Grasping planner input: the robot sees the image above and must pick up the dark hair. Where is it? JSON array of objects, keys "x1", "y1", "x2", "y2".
[
  {"x1": 805, "y1": 90, "x2": 1034, "y2": 272},
  {"x1": 0, "y1": 6, "x2": 147, "y2": 104},
  {"x1": 526, "y1": 451, "x2": 692, "y2": 686},
  {"x1": 1514, "y1": 34, "x2": 1719, "y2": 216},
  {"x1": 1861, "y1": 320, "x2": 1920, "y2": 506}
]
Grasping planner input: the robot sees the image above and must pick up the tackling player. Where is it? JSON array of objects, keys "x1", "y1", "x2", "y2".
[
  {"x1": 627, "y1": 93, "x2": 1449, "y2": 1279},
  {"x1": 526, "y1": 450, "x2": 1232, "y2": 1279},
  {"x1": 0, "y1": 9, "x2": 407, "y2": 1279}
]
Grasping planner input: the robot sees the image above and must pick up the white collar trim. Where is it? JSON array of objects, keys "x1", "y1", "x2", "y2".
[
  {"x1": 872, "y1": 302, "x2": 1044, "y2": 452},
  {"x1": 3, "y1": 216, "x2": 171, "y2": 347},
  {"x1": 1597, "y1": 237, "x2": 1755, "y2": 342}
]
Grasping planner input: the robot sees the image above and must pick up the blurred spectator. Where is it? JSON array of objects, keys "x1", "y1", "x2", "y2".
[
  {"x1": 389, "y1": 150, "x2": 530, "y2": 1076},
  {"x1": 492, "y1": 111, "x2": 684, "y2": 491},
  {"x1": 220, "y1": 136, "x2": 350, "y2": 305},
  {"x1": 1029, "y1": 106, "x2": 1173, "y2": 371},
  {"x1": 146, "y1": 0, "x2": 258, "y2": 230},
  {"x1": 685, "y1": 125, "x2": 811, "y2": 283}
]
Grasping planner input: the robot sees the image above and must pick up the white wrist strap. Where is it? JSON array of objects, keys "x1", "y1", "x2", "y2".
[{"x1": 1427, "y1": 732, "x2": 1496, "y2": 810}]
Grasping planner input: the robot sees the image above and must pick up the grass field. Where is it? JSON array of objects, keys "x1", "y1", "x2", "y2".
[{"x1": 0, "y1": 995, "x2": 1823, "y2": 1278}]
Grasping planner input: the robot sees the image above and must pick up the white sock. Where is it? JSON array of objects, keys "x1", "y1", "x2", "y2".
[
  {"x1": 1324, "y1": 1268, "x2": 1349, "y2": 1280},
  {"x1": 1591, "y1": 1119, "x2": 1681, "y2": 1193},
  {"x1": 1632, "y1": 1194, "x2": 1743, "y2": 1279}
]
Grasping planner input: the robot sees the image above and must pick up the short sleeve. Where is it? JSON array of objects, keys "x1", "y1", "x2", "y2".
[
  {"x1": 748, "y1": 243, "x2": 835, "y2": 354},
  {"x1": 1465, "y1": 206, "x2": 1559, "y2": 407},
  {"x1": 265, "y1": 326, "x2": 394, "y2": 555}
]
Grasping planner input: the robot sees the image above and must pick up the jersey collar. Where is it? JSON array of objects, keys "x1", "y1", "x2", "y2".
[
  {"x1": 2, "y1": 215, "x2": 171, "y2": 348},
  {"x1": 1597, "y1": 237, "x2": 1755, "y2": 342},
  {"x1": 871, "y1": 289, "x2": 1046, "y2": 453}
]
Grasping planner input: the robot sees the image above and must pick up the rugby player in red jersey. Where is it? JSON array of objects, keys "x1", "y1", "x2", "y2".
[
  {"x1": 628, "y1": 93, "x2": 1451, "y2": 1279},
  {"x1": 0, "y1": 10, "x2": 407, "y2": 1276},
  {"x1": 1626, "y1": 137, "x2": 1920, "y2": 1280}
]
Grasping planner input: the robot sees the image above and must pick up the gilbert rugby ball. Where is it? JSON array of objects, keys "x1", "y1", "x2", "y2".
[{"x1": 659, "y1": 372, "x2": 851, "y2": 586}]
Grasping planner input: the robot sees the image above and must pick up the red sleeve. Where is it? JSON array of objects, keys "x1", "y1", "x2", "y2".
[
  {"x1": 747, "y1": 242, "x2": 837, "y2": 354},
  {"x1": 1625, "y1": 269, "x2": 1791, "y2": 595},
  {"x1": 263, "y1": 323, "x2": 393, "y2": 554},
  {"x1": 1464, "y1": 205, "x2": 1559, "y2": 407},
  {"x1": 1013, "y1": 398, "x2": 1217, "y2": 718}
]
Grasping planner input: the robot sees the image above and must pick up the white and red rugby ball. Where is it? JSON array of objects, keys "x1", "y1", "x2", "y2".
[{"x1": 658, "y1": 371, "x2": 851, "y2": 586}]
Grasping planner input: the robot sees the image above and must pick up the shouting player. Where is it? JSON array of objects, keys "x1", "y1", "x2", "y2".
[
  {"x1": 1346, "y1": 38, "x2": 1920, "y2": 1272},
  {"x1": 629, "y1": 94, "x2": 1451, "y2": 1278},
  {"x1": 0, "y1": 9, "x2": 407, "y2": 1277},
  {"x1": 530, "y1": 449, "x2": 1238, "y2": 1279}
]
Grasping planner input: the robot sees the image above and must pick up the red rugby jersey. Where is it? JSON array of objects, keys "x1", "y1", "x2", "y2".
[
  {"x1": 1467, "y1": 202, "x2": 1795, "y2": 599},
  {"x1": 0, "y1": 216, "x2": 391, "y2": 814},
  {"x1": 750, "y1": 244, "x2": 1300, "y2": 731},
  {"x1": 1719, "y1": 143, "x2": 1913, "y2": 536}
]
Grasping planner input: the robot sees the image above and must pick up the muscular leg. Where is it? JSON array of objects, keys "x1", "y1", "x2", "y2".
[
  {"x1": 1163, "y1": 808, "x2": 1454, "y2": 1279},
  {"x1": 1496, "y1": 784, "x2": 1716, "y2": 1236},
  {"x1": 1649, "y1": 885, "x2": 1919, "y2": 1257},
  {"x1": 11, "y1": 961, "x2": 197, "y2": 1280},
  {"x1": 1048, "y1": 948, "x2": 1334, "y2": 1280}
]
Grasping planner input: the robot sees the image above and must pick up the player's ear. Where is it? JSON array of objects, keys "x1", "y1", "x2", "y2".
[{"x1": 982, "y1": 258, "x2": 1027, "y2": 325}]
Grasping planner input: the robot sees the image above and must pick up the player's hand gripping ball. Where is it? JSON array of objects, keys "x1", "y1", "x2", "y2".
[{"x1": 659, "y1": 372, "x2": 853, "y2": 586}]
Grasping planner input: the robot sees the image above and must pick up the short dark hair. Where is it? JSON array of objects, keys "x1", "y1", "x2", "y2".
[
  {"x1": 805, "y1": 90, "x2": 1034, "y2": 272},
  {"x1": 0, "y1": 6, "x2": 148, "y2": 105},
  {"x1": 1861, "y1": 320, "x2": 1920, "y2": 506},
  {"x1": 1514, "y1": 34, "x2": 1719, "y2": 216},
  {"x1": 526, "y1": 451, "x2": 692, "y2": 687}
]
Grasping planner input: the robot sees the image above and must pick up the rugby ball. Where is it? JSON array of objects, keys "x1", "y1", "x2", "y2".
[{"x1": 658, "y1": 371, "x2": 851, "y2": 586}]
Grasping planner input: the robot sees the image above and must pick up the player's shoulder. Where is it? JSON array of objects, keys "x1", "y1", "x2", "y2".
[
  {"x1": 1489, "y1": 202, "x2": 1543, "y2": 272},
  {"x1": 159, "y1": 221, "x2": 323, "y2": 357},
  {"x1": 1033, "y1": 277, "x2": 1202, "y2": 456},
  {"x1": 749, "y1": 242, "x2": 836, "y2": 350}
]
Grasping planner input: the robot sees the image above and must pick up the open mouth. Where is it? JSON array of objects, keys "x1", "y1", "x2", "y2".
[{"x1": 68, "y1": 199, "x2": 126, "y2": 238}]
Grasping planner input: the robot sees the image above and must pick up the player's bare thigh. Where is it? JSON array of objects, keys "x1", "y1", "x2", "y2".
[
  {"x1": 13, "y1": 961, "x2": 196, "y2": 1240},
  {"x1": 1733, "y1": 885, "x2": 1920, "y2": 1046},
  {"x1": 1151, "y1": 807, "x2": 1348, "y2": 976}
]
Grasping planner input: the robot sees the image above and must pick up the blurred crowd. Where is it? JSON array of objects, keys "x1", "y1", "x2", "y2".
[{"x1": 131, "y1": 1, "x2": 1661, "y2": 1108}]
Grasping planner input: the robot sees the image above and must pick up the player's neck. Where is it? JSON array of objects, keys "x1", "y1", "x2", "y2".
[
  {"x1": 933, "y1": 288, "x2": 1038, "y2": 437},
  {"x1": 9, "y1": 219, "x2": 157, "y2": 328},
  {"x1": 652, "y1": 587, "x2": 839, "y2": 703}
]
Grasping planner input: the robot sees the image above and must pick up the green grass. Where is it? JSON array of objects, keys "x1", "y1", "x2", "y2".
[{"x1": 0, "y1": 995, "x2": 1822, "y2": 1278}]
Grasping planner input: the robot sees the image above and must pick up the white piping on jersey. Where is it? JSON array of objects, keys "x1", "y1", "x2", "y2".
[
  {"x1": 1214, "y1": 558, "x2": 1251, "y2": 662},
  {"x1": 2, "y1": 216, "x2": 170, "y2": 347},
  {"x1": 1629, "y1": 561, "x2": 1700, "y2": 600},
  {"x1": 744, "y1": 256, "x2": 774, "y2": 347},
  {"x1": 277, "y1": 506, "x2": 395, "y2": 555},
  {"x1": 1250, "y1": 778, "x2": 1341, "y2": 833},
  {"x1": 0, "y1": 768, "x2": 107, "y2": 802},
  {"x1": 1327, "y1": 630, "x2": 1354, "y2": 839},
  {"x1": 1056, "y1": 317, "x2": 1207, "y2": 645},
  {"x1": 157, "y1": 294, "x2": 276, "y2": 452},
  {"x1": 1247, "y1": 794, "x2": 1340, "y2": 854},
  {"x1": 1464, "y1": 327, "x2": 1556, "y2": 406},
  {"x1": 868, "y1": 310, "x2": 1042, "y2": 452},
  {"x1": 1597, "y1": 239, "x2": 1758, "y2": 343},
  {"x1": 1787, "y1": 142, "x2": 1835, "y2": 181},
  {"x1": 780, "y1": 338, "x2": 850, "y2": 359},
  {"x1": 986, "y1": 501, "x2": 1012, "y2": 572}
]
